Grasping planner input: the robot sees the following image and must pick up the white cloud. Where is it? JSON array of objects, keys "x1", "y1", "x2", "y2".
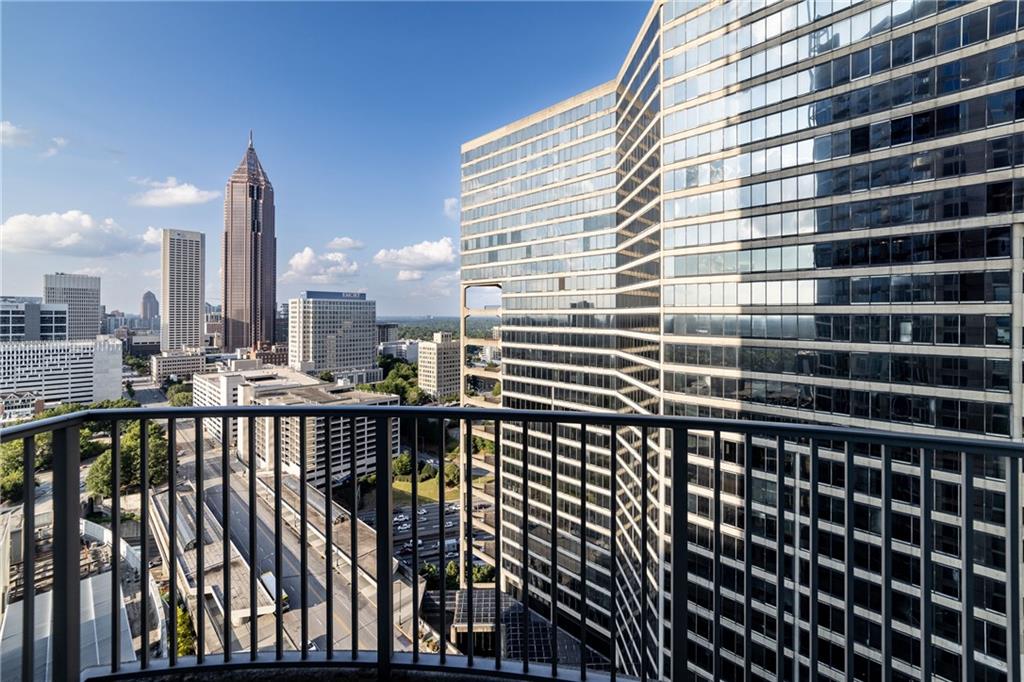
[
  {"x1": 131, "y1": 176, "x2": 219, "y2": 207},
  {"x1": 373, "y1": 236, "x2": 456, "y2": 273},
  {"x1": 72, "y1": 266, "x2": 108, "y2": 277},
  {"x1": 0, "y1": 210, "x2": 160, "y2": 257},
  {"x1": 142, "y1": 227, "x2": 163, "y2": 246},
  {"x1": 326, "y1": 236, "x2": 364, "y2": 250},
  {"x1": 41, "y1": 136, "x2": 68, "y2": 158},
  {"x1": 1, "y1": 121, "x2": 30, "y2": 147},
  {"x1": 282, "y1": 246, "x2": 359, "y2": 283},
  {"x1": 397, "y1": 270, "x2": 423, "y2": 281},
  {"x1": 443, "y1": 197, "x2": 459, "y2": 221},
  {"x1": 411, "y1": 270, "x2": 460, "y2": 299}
]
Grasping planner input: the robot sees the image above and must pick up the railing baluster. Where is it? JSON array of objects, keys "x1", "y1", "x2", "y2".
[
  {"x1": 52, "y1": 422, "x2": 81, "y2": 682},
  {"x1": 774, "y1": 434, "x2": 784, "y2": 678},
  {"x1": 609, "y1": 424, "x2": 617, "y2": 682},
  {"x1": 549, "y1": 422, "x2": 558, "y2": 678},
  {"x1": 325, "y1": 415, "x2": 334, "y2": 660},
  {"x1": 808, "y1": 440, "x2": 819, "y2": 679},
  {"x1": 639, "y1": 426, "x2": 648, "y2": 682},
  {"x1": 494, "y1": 419, "x2": 503, "y2": 672},
  {"x1": 742, "y1": 432, "x2": 753, "y2": 682},
  {"x1": 168, "y1": 419, "x2": 177, "y2": 667},
  {"x1": 273, "y1": 415, "x2": 283, "y2": 660},
  {"x1": 439, "y1": 418, "x2": 447, "y2": 665},
  {"x1": 711, "y1": 430, "x2": 721, "y2": 682},
  {"x1": 520, "y1": 420, "x2": 529, "y2": 675},
  {"x1": 110, "y1": 422, "x2": 120, "y2": 673},
  {"x1": 670, "y1": 427, "x2": 688, "y2": 682},
  {"x1": 21, "y1": 435, "x2": 35, "y2": 682},
  {"x1": 880, "y1": 444, "x2": 891, "y2": 682},
  {"x1": 350, "y1": 416, "x2": 359, "y2": 659},
  {"x1": 374, "y1": 416, "x2": 394, "y2": 678},
  {"x1": 920, "y1": 447, "x2": 932, "y2": 681},
  {"x1": 196, "y1": 417, "x2": 205, "y2": 663},
  {"x1": 222, "y1": 416, "x2": 231, "y2": 662},
  {"x1": 1006, "y1": 454, "x2": 1021, "y2": 682},
  {"x1": 843, "y1": 439, "x2": 854, "y2": 678},
  {"x1": 961, "y1": 450, "x2": 975, "y2": 682},
  {"x1": 465, "y1": 418, "x2": 475, "y2": 667},
  {"x1": 411, "y1": 418, "x2": 420, "y2": 663},
  {"x1": 247, "y1": 416, "x2": 257, "y2": 660},
  {"x1": 140, "y1": 419, "x2": 150, "y2": 668},
  {"x1": 579, "y1": 423, "x2": 588, "y2": 680},
  {"x1": 299, "y1": 415, "x2": 308, "y2": 659}
]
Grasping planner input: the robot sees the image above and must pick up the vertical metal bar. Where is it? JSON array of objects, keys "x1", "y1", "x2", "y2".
[
  {"x1": 579, "y1": 423, "x2": 589, "y2": 681},
  {"x1": 843, "y1": 440, "x2": 854, "y2": 678},
  {"x1": 411, "y1": 418, "x2": 420, "y2": 663},
  {"x1": 324, "y1": 416, "x2": 334, "y2": 660},
  {"x1": 920, "y1": 448, "x2": 933, "y2": 681},
  {"x1": 140, "y1": 419, "x2": 150, "y2": 669},
  {"x1": 1006, "y1": 454, "x2": 1021, "y2": 682},
  {"x1": 880, "y1": 445, "x2": 892, "y2": 682},
  {"x1": 439, "y1": 418, "x2": 447, "y2": 665},
  {"x1": 465, "y1": 419, "x2": 475, "y2": 667},
  {"x1": 168, "y1": 419, "x2": 177, "y2": 666},
  {"x1": 374, "y1": 416, "x2": 394, "y2": 678},
  {"x1": 639, "y1": 427, "x2": 649, "y2": 682},
  {"x1": 742, "y1": 432, "x2": 753, "y2": 682},
  {"x1": 961, "y1": 451, "x2": 975, "y2": 682},
  {"x1": 671, "y1": 427, "x2": 688, "y2": 682},
  {"x1": 494, "y1": 420, "x2": 503, "y2": 671},
  {"x1": 521, "y1": 420, "x2": 529, "y2": 675},
  {"x1": 808, "y1": 440, "x2": 820, "y2": 679},
  {"x1": 299, "y1": 416, "x2": 308, "y2": 659},
  {"x1": 609, "y1": 425, "x2": 618, "y2": 682},
  {"x1": 221, "y1": 416, "x2": 231, "y2": 662},
  {"x1": 273, "y1": 416, "x2": 283, "y2": 661},
  {"x1": 712, "y1": 431, "x2": 722, "y2": 682},
  {"x1": 550, "y1": 422, "x2": 559, "y2": 679},
  {"x1": 774, "y1": 435, "x2": 784, "y2": 678},
  {"x1": 51, "y1": 423, "x2": 81, "y2": 682},
  {"x1": 110, "y1": 423, "x2": 120, "y2": 673},
  {"x1": 21, "y1": 435, "x2": 35, "y2": 682},
  {"x1": 350, "y1": 417, "x2": 359, "y2": 659},
  {"x1": 247, "y1": 416, "x2": 257, "y2": 660},
  {"x1": 196, "y1": 417, "x2": 205, "y2": 663}
]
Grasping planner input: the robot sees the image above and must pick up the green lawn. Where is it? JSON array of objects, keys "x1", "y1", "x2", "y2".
[{"x1": 393, "y1": 475, "x2": 459, "y2": 504}]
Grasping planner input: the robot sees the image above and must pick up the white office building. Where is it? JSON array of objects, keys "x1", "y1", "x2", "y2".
[
  {"x1": 149, "y1": 349, "x2": 207, "y2": 383},
  {"x1": 161, "y1": 229, "x2": 205, "y2": 352},
  {"x1": 43, "y1": 273, "x2": 101, "y2": 340},
  {"x1": 418, "y1": 332, "x2": 459, "y2": 399},
  {"x1": 0, "y1": 298, "x2": 68, "y2": 342},
  {"x1": 287, "y1": 291, "x2": 382, "y2": 384},
  {"x1": 378, "y1": 339, "x2": 419, "y2": 364}
]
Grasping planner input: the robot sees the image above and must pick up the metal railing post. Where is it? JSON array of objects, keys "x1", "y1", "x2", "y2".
[
  {"x1": 51, "y1": 423, "x2": 81, "y2": 682},
  {"x1": 374, "y1": 416, "x2": 394, "y2": 677}
]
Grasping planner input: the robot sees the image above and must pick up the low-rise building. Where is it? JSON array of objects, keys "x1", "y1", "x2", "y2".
[
  {"x1": 126, "y1": 333, "x2": 161, "y2": 358},
  {"x1": 149, "y1": 348, "x2": 207, "y2": 383},
  {"x1": 378, "y1": 339, "x2": 419, "y2": 364},
  {"x1": 238, "y1": 384, "x2": 399, "y2": 489},
  {"x1": 247, "y1": 343, "x2": 288, "y2": 367}
]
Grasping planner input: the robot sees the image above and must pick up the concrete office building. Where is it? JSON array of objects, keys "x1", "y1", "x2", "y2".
[
  {"x1": 287, "y1": 291, "x2": 383, "y2": 384},
  {"x1": 378, "y1": 339, "x2": 419, "y2": 364},
  {"x1": 376, "y1": 322, "x2": 400, "y2": 345},
  {"x1": 418, "y1": 332, "x2": 459, "y2": 399},
  {"x1": 161, "y1": 229, "x2": 206, "y2": 352},
  {"x1": 222, "y1": 132, "x2": 276, "y2": 351},
  {"x1": 460, "y1": 1, "x2": 1023, "y2": 679},
  {"x1": 0, "y1": 298, "x2": 68, "y2": 342},
  {"x1": 237, "y1": 383, "x2": 399, "y2": 489},
  {"x1": 149, "y1": 348, "x2": 207, "y2": 384},
  {"x1": 43, "y1": 273, "x2": 101, "y2": 340},
  {"x1": 0, "y1": 337, "x2": 122, "y2": 421}
]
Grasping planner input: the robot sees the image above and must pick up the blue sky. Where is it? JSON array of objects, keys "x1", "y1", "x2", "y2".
[{"x1": 1, "y1": 1, "x2": 646, "y2": 316}]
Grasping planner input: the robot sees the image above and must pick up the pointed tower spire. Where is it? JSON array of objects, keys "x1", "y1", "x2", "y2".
[{"x1": 248, "y1": 129, "x2": 254, "y2": 148}]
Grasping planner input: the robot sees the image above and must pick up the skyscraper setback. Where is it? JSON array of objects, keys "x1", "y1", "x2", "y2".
[{"x1": 222, "y1": 131, "x2": 276, "y2": 351}]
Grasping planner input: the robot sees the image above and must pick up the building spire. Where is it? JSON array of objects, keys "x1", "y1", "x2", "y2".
[{"x1": 248, "y1": 129, "x2": 254, "y2": 148}]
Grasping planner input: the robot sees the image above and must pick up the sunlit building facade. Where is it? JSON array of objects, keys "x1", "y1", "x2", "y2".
[{"x1": 461, "y1": 0, "x2": 1023, "y2": 680}]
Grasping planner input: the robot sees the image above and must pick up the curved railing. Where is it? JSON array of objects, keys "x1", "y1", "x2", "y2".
[{"x1": 1, "y1": 406, "x2": 1020, "y2": 681}]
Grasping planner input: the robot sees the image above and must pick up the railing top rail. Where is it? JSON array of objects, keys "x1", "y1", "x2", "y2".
[{"x1": 1, "y1": 404, "x2": 1020, "y2": 456}]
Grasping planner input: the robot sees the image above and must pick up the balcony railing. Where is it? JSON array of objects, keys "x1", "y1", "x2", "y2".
[{"x1": 0, "y1": 405, "x2": 1021, "y2": 681}]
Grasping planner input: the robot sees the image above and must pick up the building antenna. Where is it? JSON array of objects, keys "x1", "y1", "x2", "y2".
[{"x1": 248, "y1": 129, "x2": 254, "y2": 148}]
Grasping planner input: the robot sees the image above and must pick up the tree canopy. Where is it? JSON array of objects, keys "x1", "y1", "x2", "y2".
[{"x1": 85, "y1": 420, "x2": 168, "y2": 498}]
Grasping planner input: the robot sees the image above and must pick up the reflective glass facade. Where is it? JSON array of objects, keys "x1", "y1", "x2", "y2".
[{"x1": 461, "y1": 1, "x2": 1023, "y2": 679}]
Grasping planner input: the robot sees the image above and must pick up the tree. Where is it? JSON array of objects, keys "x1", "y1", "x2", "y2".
[
  {"x1": 165, "y1": 383, "x2": 192, "y2": 400},
  {"x1": 417, "y1": 462, "x2": 437, "y2": 481},
  {"x1": 124, "y1": 381, "x2": 135, "y2": 399},
  {"x1": 419, "y1": 562, "x2": 440, "y2": 590},
  {"x1": 445, "y1": 560, "x2": 459, "y2": 589},
  {"x1": 393, "y1": 453, "x2": 413, "y2": 477},
  {"x1": 85, "y1": 420, "x2": 168, "y2": 498},
  {"x1": 472, "y1": 563, "x2": 495, "y2": 584},
  {"x1": 169, "y1": 391, "x2": 193, "y2": 407},
  {"x1": 491, "y1": 383, "x2": 501, "y2": 397},
  {"x1": 444, "y1": 462, "x2": 460, "y2": 487},
  {"x1": 176, "y1": 606, "x2": 196, "y2": 656},
  {"x1": 85, "y1": 450, "x2": 115, "y2": 498},
  {"x1": 319, "y1": 371, "x2": 335, "y2": 383}
]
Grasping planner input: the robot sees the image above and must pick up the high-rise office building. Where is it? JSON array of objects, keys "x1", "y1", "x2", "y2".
[
  {"x1": 161, "y1": 229, "x2": 205, "y2": 352},
  {"x1": 461, "y1": 1, "x2": 1022, "y2": 679},
  {"x1": 418, "y1": 332, "x2": 459, "y2": 399},
  {"x1": 376, "y1": 322, "x2": 400, "y2": 345},
  {"x1": 43, "y1": 273, "x2": 101, "y2": 340},
  {"x1": 222, "y1": 131, "x2": 276, "y2": 351},
  {"x1": 0, "y1": 298, "x2": 68, "y2": 342},
  {"x1": 141, "y1": 290, "x2": 159, "y2": 324},
  {"x1": 287, "y1": 291, "x2": 383, "y2": 384}
]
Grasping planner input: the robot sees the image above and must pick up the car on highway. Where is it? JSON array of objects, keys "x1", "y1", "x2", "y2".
[
  {"x1": 444, "y1": 520, "x2": 455, "y2": 529},
  {"x1": 397, "y1": 523, "x2": 411, "y2": 532}
]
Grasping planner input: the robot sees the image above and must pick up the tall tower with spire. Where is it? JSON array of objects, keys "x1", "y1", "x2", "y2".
[{"x1": 221, "y1": 131, "x2": 276, "y2": 351}]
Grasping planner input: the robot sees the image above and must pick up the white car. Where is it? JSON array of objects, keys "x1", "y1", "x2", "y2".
[
  {"x1": 397, "y1": 523, "x2": 412, "y2": 532},
  {"x1": 444, "y1": 521, "x2": 455, "y2": 529}
]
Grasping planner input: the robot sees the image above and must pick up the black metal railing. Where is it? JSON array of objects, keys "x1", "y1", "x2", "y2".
[{"x1": 1, "y1": 405, "x2": 1021, "y2": 681}]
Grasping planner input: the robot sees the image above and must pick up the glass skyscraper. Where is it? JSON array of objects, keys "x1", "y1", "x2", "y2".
[{"x1": 460, "y1": 1, "x2": 1022, "y2": 679}]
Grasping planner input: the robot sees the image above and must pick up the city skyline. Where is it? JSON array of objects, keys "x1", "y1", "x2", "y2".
[{"x1": 0, "y1": 1, "x2": 646, "y2": 315}]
